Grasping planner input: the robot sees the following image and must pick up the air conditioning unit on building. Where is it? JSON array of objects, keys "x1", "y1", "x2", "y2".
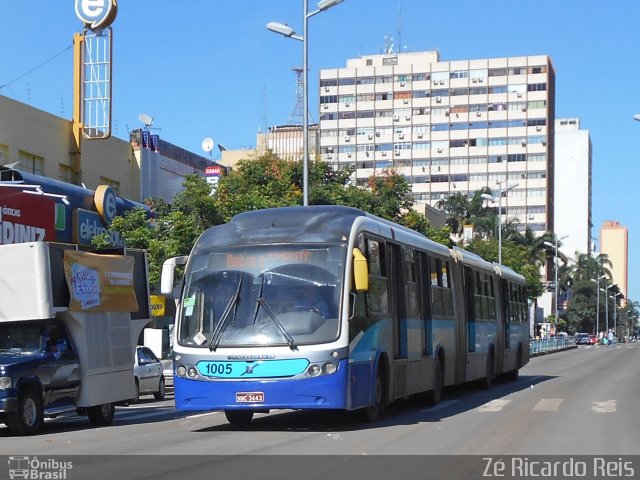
[
  {"x1": 382, "y1": 151, "x2": 387, "y2": 156},
  {"x1": 392, "y1": 114, "x2": 399, "y2": 121},
  {"x1": 398, "y1": 133, "x2": 404, "y2": 139},
  {"x1": 400, "y1": 81, "x2": 406, "y2": 87},
  {"x1": 344, "y1": 136, "x2": 350, "y2": 142},
  {"x1": 417, "y1": 133, "x2": 423, "y2": 138},
  {"x1": 368, "y1": 134, "x2": 374, "y2": 140},
  {"x1": 326, "y1": 154, "x2": 333, "y2": 159}
]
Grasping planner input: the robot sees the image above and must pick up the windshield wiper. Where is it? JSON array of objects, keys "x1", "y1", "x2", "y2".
[
  {"x1": 256, "y1": 298, "x2": 298, "y2": 351},
  {"x1": 208, "y1": 274, "x2": 244, "y2": 351}
]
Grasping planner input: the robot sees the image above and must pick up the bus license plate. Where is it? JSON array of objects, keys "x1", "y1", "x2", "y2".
[{"x1": 236, "y1": 392, "x2": 264, "y2": 403}]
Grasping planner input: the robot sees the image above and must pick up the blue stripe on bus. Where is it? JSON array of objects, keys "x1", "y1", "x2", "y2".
[
  {"x1": 175, "y1": 359, "x2": 349, "y2": 411},
  {"x1": 195, "y1": 358, "x2": 309, "y2": 379}
]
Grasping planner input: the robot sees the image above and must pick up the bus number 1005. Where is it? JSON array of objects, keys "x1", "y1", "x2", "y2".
[{"x1": 203, "y1": 362, "x2": 233, "y2": 376}]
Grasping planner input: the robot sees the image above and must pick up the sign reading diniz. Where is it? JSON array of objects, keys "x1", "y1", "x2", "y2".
[{"x1": 0, "y1": 189, "x2": 56, "y2": 245}]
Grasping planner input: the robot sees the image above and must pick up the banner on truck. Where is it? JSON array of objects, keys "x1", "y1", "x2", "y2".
[{"x1": 63, "y1": 250, "x2": 138, "y2": 312}]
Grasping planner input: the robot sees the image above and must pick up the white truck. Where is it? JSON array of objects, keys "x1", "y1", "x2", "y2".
[{"x1": 0, "y1": 242, "x2": 150, "y2": 435}]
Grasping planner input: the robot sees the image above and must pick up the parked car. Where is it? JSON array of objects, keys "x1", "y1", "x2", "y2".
[
  {"x1": 133, "y1": 346, "x2": 165, "y2": 402},
  {"x1": 575, "y1": 333, "x2": 591, "y2": 345},
  {"x1": 589, "y1": 335, "x2": 597, "y2": 345}
]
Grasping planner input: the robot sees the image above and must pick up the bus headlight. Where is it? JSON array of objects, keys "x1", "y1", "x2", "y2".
[
  {"x1": 323, "y1": 362, "x2": 337, "y2": 375},
  {"x1": 307, "y1": 364, "x2": 322, "y2": 377},
  {"x1": 176, "y1": 365, "x2": 187, "y2": 377},
  {"x1": 0, "y1": 376, "x2": 11, "y2": 389},
  {"x1": 187, "y1": 367, "x2": 198, "y2": 378}
]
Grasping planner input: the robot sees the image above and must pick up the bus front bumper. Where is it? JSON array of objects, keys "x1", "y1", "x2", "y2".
[{"x1": 174, "y1": 361, "x2": 348, "y2": 412}]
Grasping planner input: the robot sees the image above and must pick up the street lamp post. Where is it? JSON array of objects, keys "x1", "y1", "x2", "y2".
[
  {"x1": 613, "y1": 291, "x2": 622, "y2": 340},
  {"x1": 481, "y1": 182, "x2": 519, "y2": 265},
  {"x1": 544, "y1": 235, "x2": 569, "y2": 330},
  {"x1": 267, "y1": 0, "x2": 344, "y2": 207},
  {"x1": 604, "y1": 283, "x2": 614, "y2": 336},
  {"x1": 591, "y1": 274, "x2": 606, "y2": 338}
]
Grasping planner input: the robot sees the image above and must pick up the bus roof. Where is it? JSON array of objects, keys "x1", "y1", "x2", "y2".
[{"x1": 192, "y1": 205, "x2": 444, "y2": 253}]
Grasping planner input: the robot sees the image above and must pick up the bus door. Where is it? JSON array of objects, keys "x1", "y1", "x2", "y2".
[
  {"x1": 386, "y1": 242, "x2": 404, "y2": 360},
  {"x1": 463, "y1": 266, "x2": 476, "y2": 353},
  {"x1": 495, "y1": 278, "x2": 509, "y2": 374},
  {"x1": 348, "y1": 236, "x2": 391, "y2": 409}
]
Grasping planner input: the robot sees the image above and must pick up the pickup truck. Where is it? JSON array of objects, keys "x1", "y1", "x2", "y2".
[{"x1": 0, "y1": 319, "x2": 115, "y2": 435}]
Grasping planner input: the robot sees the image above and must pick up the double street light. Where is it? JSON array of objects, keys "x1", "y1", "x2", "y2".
[
  {"x1": 481, "y1": 182, "x2": 519, "y2": 265},
  {"x1": 267, "y1": 0, "x2": 345, "y2": 207},
  {"x1": 591, "y1": 274, "x2": 606, "y2": 337},
  {"x1": 604, "y1": 283, "x2": 614, "y2": 336},
  {"x1": 613, "y1": 291, "x2": 622, "y2": 340},
  {"x1": 544, "y1": 235, "x2": 569, "y2": 329}
]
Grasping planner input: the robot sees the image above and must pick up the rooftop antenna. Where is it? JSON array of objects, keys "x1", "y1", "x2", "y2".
[
  {"x1": 201, "y1": 137, "x2": 215, "y2": 159},
  {"x1": 382, "y1": 34, "x2": 394, "y2": 54},
  {"x1": 397, "y1": 0, "x2": 404, "y2": 52},
  {"x1": 261, "y1": 85, "x2": 268, "y2": 135},
  {"x1": 289, "y1": 67, "x2": 313, "y2": 124},
  {"x1": 138, "y1": 112, "x2": 161, "y2": 130}
]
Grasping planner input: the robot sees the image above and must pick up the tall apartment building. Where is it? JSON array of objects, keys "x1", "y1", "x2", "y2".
[
  {"x1": 554, "y1": 118, "x2": 592, "y2": 259},
  {"x1": 600, "y1": 221, "x2": 629, "y2": 303},
  {"x1": 319, "y1": 51, "x2": 555, "y2": 233}
]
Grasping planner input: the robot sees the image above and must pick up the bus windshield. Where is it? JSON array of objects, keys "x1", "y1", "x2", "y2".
[{"x1": 177, "y1": 244, "x2": 345, "y2": 348}]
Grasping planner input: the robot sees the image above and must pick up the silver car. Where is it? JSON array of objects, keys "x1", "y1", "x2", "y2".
[{"x1": 133, "y1": 346, "x2": 165, "y2": 402}]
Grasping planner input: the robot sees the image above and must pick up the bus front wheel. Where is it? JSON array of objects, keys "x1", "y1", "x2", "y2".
[
  {"x1": 359, "y1": 365, "x2": 387, "y2": 423},
  {"x1": 225, "y1": 410, "x2": 254, "y2": 426}
]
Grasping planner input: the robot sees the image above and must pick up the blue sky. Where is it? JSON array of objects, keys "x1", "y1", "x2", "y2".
[{"x1": 1, "y1": 0, "x2": 639, "y2": 302}]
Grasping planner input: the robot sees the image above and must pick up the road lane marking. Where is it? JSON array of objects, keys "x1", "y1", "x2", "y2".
[
  {"x1": 477, "y1": 399, "x2": 512, "y2": 412},
  {"x1": 533, "y1": 398, "x2": 563, "y2": 411},
  {"x1": 591, "y1": 400, "x2": 617, "y2": 413}
]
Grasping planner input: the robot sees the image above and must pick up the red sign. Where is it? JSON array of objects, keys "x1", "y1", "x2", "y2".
[
  {"x1": 0, "y1": 189, "x2": 56, "y2": 244},
  {"x1": 205, "y1": 165, "x2": 222, "y2": 176}
]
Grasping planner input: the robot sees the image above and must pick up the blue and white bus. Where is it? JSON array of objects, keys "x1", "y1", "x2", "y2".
[{"x1": 161, "y1": 206, "x2": 529, "y2": 425}]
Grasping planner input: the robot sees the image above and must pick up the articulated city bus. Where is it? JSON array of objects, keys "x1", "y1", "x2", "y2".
[{"x1": 161, "y1": 205, "x2": 529, "y2": 425}]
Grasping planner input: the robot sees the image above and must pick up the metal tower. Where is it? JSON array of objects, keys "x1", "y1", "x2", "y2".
[{"x1": 288, "y1": 67, "x2": 313, "y2": 125}]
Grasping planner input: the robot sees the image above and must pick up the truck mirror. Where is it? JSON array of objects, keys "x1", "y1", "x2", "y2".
[{"x1": 352, "y1": 248, "x2": 369, "y2": 292}]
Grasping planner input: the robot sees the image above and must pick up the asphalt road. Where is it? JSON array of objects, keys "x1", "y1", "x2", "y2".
[{"x1": 1, "y1": 342, "x2": 638, "y2": 478}]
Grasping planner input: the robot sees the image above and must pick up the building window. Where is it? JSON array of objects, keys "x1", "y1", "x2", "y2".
[
  {"x1": 18, "y1": 151, "x2": 44, "y2": 175},
  {"x1": 59, "y1": 164, "x2": 74, "y2": 183},
  {"x1": 0, "y1": 144, "x2": 8, "y2": 164},
  {"x1": 527, "y1": 83, "x2": 547, "y2": 92}
]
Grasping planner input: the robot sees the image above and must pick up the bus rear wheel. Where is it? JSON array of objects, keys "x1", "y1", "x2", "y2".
[
  {"x1": 225, "y1": 410, "x2": 254, "y2": 426},
  {"x1": 482, "y1": 352, "x2": 495, "y2": 389},
  {"x1": 426, "y1": 357, "x2": 443, "y2": 405}
]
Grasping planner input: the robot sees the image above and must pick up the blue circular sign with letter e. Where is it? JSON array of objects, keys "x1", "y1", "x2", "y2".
[{"x1": 75, "y1": 0, "x2": 118, "y2": 29}]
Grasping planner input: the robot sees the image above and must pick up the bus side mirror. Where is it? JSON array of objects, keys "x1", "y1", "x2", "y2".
[
  {"x1": 160, "y1": 256, "x2": 188, "y2": 295},
  {"x1": 352, "y1": 248, "x2": 369, "y2": 292}
]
